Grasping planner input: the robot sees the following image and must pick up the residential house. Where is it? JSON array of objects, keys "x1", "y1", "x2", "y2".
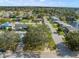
[
  {"x1": 0, "y1": 22, "x2": 13, "y2": 30},
  {"x1": 15, "y1": 24, "x2": 28, "y2": 31},
  {"x1": 51, "y1": 16, "x2": 60, "y2": 22},
  {"x1": 73, "y1": 20, "x2": 79, "y2": 29}
]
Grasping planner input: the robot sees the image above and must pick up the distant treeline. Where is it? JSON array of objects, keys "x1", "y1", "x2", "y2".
[{"x1": 0, "y1": 6, "x2": 78, "y2": 10}]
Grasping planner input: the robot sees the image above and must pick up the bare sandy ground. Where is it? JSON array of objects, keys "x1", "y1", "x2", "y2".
[{"x1": 0, "y1": 49, "x2": 79, "y2": 58}]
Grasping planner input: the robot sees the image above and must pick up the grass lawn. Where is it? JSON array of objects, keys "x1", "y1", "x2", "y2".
[
  {"x1": 48, "y1": 33, "x2": 56, "y2": 50},
  {"x1": 52, "y1": 24, "x2": 58, "y2": 30},
  {"x1": 21, "y1": 19, "x2": 30, "y2": 23},
  {"x1": 0, "y1": 18, "x2": 11, "y2": 24},
  {"x1": 49, "y1": 19, "x2": 58, "y2": 29},
  {"x1": 58, "y1": 31, "x2": 65, "y2": 35}
]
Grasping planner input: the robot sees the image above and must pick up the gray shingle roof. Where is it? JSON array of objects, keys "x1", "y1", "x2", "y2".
[{"x1": 15, "y1": 24, "x2": 28, "y2": 31}]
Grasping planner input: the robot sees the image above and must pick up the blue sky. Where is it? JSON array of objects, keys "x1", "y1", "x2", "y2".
[{"x1": 0, "y1": 0, "x2": 79, "y2": 7}]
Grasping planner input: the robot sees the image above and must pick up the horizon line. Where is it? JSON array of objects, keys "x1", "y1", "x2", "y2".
[{"x1": 0, "y1": 6, "x2": 78, "y2": 8}]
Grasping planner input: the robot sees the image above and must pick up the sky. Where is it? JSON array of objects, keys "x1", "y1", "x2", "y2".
[{"x1": 0, "y1": 0, "x2": 79, "y2": 7}]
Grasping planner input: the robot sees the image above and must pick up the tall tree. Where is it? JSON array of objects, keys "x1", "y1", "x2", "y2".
[
  {"x1": 0, "y1": 31, "x2": 20, "y2": 51},
  {"x1": 23, "y1": 25, "x2": 49, "y2": 51},
  {"x1": 65, "y1": 31, "x2": 79, "y2": 51}
]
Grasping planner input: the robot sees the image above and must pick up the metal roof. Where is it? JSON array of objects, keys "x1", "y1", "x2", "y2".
[{"x1": 1, "y1": 22, "x2": 13, "y2": 27}]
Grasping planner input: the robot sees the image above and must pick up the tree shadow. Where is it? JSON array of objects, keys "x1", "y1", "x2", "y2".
[{"x1": 56, "y1": 42, "x2": 79, "y2": 57}]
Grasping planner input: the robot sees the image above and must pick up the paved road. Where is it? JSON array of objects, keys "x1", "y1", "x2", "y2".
[{"x1": 44, "y1": 17, "x2": 73, "y2": 57}]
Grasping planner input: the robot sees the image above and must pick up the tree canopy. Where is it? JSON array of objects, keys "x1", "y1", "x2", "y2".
[
  {"x1": 0, "y1": 31, "x2": 20, "y2": 51},
  {"x1": 23, "y1": 25, "x2": 56, "y2": 51},
  {"x1": 65, "y1": 31, "x2": 79, "y2": 51}
]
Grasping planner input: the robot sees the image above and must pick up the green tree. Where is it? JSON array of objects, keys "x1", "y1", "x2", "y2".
[
  {"x1": 0, "y1": 31, "x2": 20, "y2": 51},
  {"x1": 65, "y1": 31, "x2": 79, "y2": 51},
  {"x1": 23, "y1": 25, "x2": 56, "y2": 51}
]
